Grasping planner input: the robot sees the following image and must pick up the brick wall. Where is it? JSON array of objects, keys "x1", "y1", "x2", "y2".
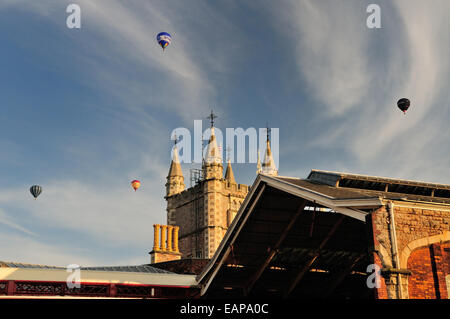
[
  {"x1": 372, "y1": 252, "x2": 389, "y2": 299},
  {"x1": 447, "y1": 275, "x2": 450, "y2": 298},
  {"x1": 407, "y1": 243, "x2": 449, "y2": 298},
  {"x1": 370, "y1": 203, "x2": 450, "y2": 299}
]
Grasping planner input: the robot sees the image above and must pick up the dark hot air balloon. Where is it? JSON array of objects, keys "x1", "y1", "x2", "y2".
[
  {"x1": 30, "y1": 185, "x2": 42, "y2": 199},
  {"x1": 397, "y1": 98, "x2": 410, "y2": 114}
]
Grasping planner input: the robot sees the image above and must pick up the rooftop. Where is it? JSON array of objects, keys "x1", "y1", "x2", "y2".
[
  {"x1": 305, "y1": 169, "x2": 450, "y2": 204},
  {"x1": 197, "y1": 170, "x2": 450, "y2": 298},
  {"x1": 0, "y1": 261, "x2": 173, "y2": 274}
]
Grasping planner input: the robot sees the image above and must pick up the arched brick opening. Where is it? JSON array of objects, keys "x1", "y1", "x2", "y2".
[{"x1": 407, "y1": 241, "x2": 450, "y2": 299}]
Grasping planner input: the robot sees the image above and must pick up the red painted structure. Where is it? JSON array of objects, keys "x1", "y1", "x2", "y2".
[{"x1": 0, "y1": 280, "x2": 199, "y2": 298}]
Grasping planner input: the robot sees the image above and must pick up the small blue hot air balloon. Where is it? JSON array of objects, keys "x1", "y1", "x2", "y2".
[
  {"x1": 157, "y1": 32, "x2": 172, "y2": 51},
  {"x1": 30, "y1": 185, "x2": 42, "y2": 200}
]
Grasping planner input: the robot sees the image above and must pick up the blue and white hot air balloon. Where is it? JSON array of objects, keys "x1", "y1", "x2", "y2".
[{"x1": 157, "y1": 32, "x2": 172, "y2": 51}]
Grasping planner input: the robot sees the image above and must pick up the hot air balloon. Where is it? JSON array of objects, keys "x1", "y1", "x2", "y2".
[
  {"x1": 156, "y1": 32, "x2": 172, "y2": 51},
  {"x1": 397, "y1": 98, "x2": 410, "y2": 114},
  {"x1": 131, "y1": 180, "x2": 141, "y2": 191},
  {"x1": 30, "y1": 185, "x2": 42, "y2": 199}
]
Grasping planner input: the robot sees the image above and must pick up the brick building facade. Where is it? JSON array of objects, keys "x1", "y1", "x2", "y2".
[{"x1": 369, "y1": 202, "x2": 450, "y2": 299}]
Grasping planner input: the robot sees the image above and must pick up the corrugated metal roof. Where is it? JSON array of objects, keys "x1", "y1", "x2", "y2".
[
  {"x1": 81, "y1": 265, "x2": 173, "y2": 274},
  {"x1": 0, "y1": 262, "x2": 173, "y2": 274},
  {"x1": 275, "y1": 177, "x2": 377, "y2": 200},
  {"x1": 0, "y1": 262, "x2": 64, "y2": 269},
  {"x1": 308, "y1": 169, "x2": 450, "y2": 189},
  {"x1": 277, "y1": 175, "x2": 450, "y2": 204}
]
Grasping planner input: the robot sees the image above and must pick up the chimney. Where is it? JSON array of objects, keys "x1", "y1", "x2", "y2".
[{"x1": 150, "y1": 224, "x2": 181, "y2": 264}]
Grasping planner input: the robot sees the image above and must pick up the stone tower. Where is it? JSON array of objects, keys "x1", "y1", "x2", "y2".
[{"x1": 164, "y1": 116, "x2": 250, "y2": 259}]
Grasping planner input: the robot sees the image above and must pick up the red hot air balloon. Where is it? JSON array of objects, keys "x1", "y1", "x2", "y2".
[
  {"x1": 397, "y1": 98, "x2": 410, "y2": 114},
  {"x1": 131, "y1": 180, "x2": 141, "y2": 191}
]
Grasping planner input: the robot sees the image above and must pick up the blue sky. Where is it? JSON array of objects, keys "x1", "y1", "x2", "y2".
[{"x1": 0, "y1": 0, "x2": 449, "y2": 267}]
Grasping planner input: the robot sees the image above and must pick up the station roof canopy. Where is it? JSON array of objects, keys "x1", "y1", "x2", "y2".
[
  {"x1": 307, "y1": 169, "x2": 450, "y2": 204},
  {"x1": 0, "y1": 262, "x2": 173, "y2": 274},
  {"x1": 197, "y1": 170, "x2": 450, "y2": 298},
  {"x1": 0, "y1": 262, "x2": 198, "y2": 298}
]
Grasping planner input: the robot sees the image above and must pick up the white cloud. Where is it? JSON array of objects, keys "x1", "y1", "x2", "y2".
[
  {"x1": 284, "y1": 0, "x2": 371, "y2": 116},
  {"x1": 0, "y1": 231, "x2": 100, "y2": 267},
  {"x1": 0, "y1": 179, "x2": 164, "y2": 245},
  {"x1": 0, "y1": 208, "x2": 36, "y2": 236},
  {"x1": 0, "y1": 0, "x2": 241, "y2": 124},
  {"x1": 0, "y1": 179, "x2": 165, "y2": 266},
  {"x1": 277, "y1": 0, "x2": 450, "y2": 182}
]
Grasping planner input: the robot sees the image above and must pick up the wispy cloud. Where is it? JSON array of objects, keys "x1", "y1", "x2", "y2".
[
  {"x1": 0, "y1": 208, "x2": 36, "y2": 236},
  {"x1": 0, "y1": 231, "x2": 100, "y2": 267},
  {"x1": 1, "y1": 0, "x2": 448, "y2": 268},
  {"x1": 0, "y1": 178, "x2": 166, "y2": 265},
  {"x1": 0, "y1": 0, "x2": 243, "y2": 126},
  {"x1": 75, "y1": 0, "x2": 214, "y2": 119},
  {"x1": 0, "y1": 180, "x2": 164, "y2": 245},
  {"x1": 283, "y1": 0, "x2": 371, "y2": 116},
  {"x1": 274, "y1": 0, "x2": 450, "y2": 182}
]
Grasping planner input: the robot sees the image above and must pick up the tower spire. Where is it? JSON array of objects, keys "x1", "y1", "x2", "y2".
[
  {"x1": 225, "y1": 159, "x2": 236, "y2": 184},
  {"x1": 256, "y1": 149, "x2": 262, "y2": 175},
  {"x1": 166, "y1": 132, "x2": 185, "y2": 197},
  {"x1": 261, "y1": 123, "x2": 278, "y2": 176},
  {"x1": 266, "y1": 122, "x2": 271, "y2": 142},
  {"x1": 225, "y1": 146, "x2": 236, "y2": 184},
  {"x1": 168, "y1": 133, "x2": 183, "y2": 177},
  {"x1": 207, "y1": 110, "x2": 217, "y2": 128},
  {"x1": 203, "y1": 110, "x2": 223, "y2": 179}
]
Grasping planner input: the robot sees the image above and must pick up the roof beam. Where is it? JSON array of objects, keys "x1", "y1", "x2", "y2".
[
  {"x1": 309, "y1": 202, "x2": 317, "y2": 237},
  {"x1": 200, "y1": 184, "x2": 266, "y2": 296},
  {"x1": 284, "y1": 215, "x2": 345, "y2": 297},
  {"x1": 243, "y1": 200, "x2": 307, "y2": 296},
  {"x1": 322, "y1": 253, "x2": 365, "y2": 298},
  {"x1": 259, "y1": 175, "x2": 378, "y2": 221}
]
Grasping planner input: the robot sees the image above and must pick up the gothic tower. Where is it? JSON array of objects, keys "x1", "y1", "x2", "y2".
[
  {"x1": 159, "y1": 119, "x2": 280, "y2": 262},
  {"x1": 163, "y1": 112, "x2": 249, "y2": 260}
]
